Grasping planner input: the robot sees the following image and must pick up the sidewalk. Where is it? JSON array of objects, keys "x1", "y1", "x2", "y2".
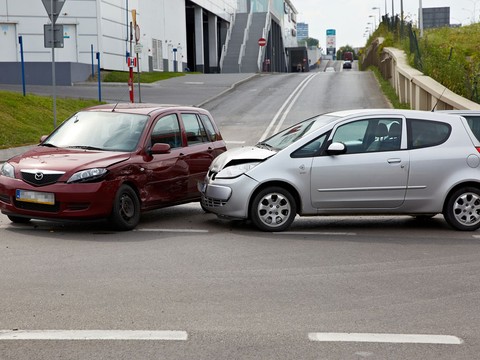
[{"x1": 0, "y1": 73, "x2": 258, "y2": 163}]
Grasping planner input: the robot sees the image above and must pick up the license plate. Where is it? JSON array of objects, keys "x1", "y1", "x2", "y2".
[{"x1": 16, "y1": 190, "x2": 55, "y2": 205}]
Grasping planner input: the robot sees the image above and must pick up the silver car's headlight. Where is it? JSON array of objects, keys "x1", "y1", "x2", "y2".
[
  {"x1": 67, "y1": 168, "x2": 108, "y2": 183},
  {"x1": 216, "y1": 162, "x2": 260, "y2": 179},
  {"x1": 0, "y1": 162, "x2": 15, "y2": 178}
]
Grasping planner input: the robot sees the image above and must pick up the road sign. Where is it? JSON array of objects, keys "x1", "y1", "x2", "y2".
[
  {"x1": 42, "y1": 0, "x2": 66, "y2": 24},
  {"x1": 134, "y1": 43, "x2": 143, "y2": 53},
  {"x1": 44, "y1": 24, "x2": 64, "y2": 48},
  {"x1": 258, "y1": 37, "x2": 266, "y2": 47}
]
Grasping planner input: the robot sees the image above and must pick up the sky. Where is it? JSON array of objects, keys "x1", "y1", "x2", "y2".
[{"x1": 292, "y1": 0, "x2": 480, "y2": 49}]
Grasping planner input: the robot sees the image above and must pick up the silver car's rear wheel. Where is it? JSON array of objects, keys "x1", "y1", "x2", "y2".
[
  {"x1": 444, "y1": 187, "x2": 480, "y2": 231},
  {"x1": 250, "y1": 187, "x2": 296, "y2": 232}
]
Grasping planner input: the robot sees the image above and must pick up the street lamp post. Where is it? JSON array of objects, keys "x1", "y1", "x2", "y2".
[
  {"x1": 369, "y1": 14, "x2": 377, "y2": 28},
  {"x1": 373, "y1": 7, "x2": 382, "y2": 23},
  {"x1": 419, "y1": 0, "x2": 423, "y2": 37}
]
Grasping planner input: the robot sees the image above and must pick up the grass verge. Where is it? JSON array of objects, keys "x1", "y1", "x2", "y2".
[
  {"x1": 368, "y1": 66, "x2": 410, "y2": 109},
  {"x1": 0, "y1": 91, "x2": 101, "y2": 149},
  {"x1": 102, "y1": 71, "x2": 190, "y2": 83}
]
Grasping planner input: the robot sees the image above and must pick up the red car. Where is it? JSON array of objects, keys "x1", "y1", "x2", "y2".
[{"x1": 0, "y1": 103, "x2": 226, "y2": 230}]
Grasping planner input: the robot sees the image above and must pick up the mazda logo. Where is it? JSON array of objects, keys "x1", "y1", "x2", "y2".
[{"x1": 35, "y1": 172, "x2": 44, "y2": 181}]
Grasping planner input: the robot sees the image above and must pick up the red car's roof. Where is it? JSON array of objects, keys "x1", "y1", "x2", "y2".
[{"x1": 84, "y1": 103, "x2": 206, "y2": 115}]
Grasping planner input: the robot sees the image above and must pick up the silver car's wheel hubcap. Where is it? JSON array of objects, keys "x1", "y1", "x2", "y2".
[
  {"x1": 257, "y1": 193, "x2": 291, "y2": 228},
  {"x1": 453, "y1": 192, "x2": 480, "y2": 226},
  {"x1": 120, "y1": 193, "x2": 135, "y2": 220}
]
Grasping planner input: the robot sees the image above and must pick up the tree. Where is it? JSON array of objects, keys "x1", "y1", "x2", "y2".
[
  {"x1": 299, "y1": 37, "x2": 319, "y2": 48},
  {"x1": 336, "y1": 45, "x2": 357, "y2": 60}
]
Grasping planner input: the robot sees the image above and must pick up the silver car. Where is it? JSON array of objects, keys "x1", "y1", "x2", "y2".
[{"x1": 199, "y1": 109, "x2": 480, "y2": 231}]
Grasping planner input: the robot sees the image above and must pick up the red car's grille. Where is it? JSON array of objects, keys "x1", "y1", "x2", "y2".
[
  {"x1": 21, "y1": 170, "x2": 65, "y2": 187},
  {"x1": 0, "y1": 194, "x2": 11, "y2": 204}
]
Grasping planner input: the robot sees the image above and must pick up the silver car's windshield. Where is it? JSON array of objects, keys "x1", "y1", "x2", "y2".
[
  {"x1": 258, "y1": 114, "x2": 339, "y2": 150},
  {"x1": 43, "y1": 111, "x2": 149, "y2": 152}
]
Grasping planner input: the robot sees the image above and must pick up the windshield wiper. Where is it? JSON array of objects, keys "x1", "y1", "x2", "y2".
[
  {"x1": 41, "y1": 143, "x2": 57, "y2": 148},
  {"x1": 256, "y1": 142, "x2": 274, "y2": 150},
  {"x1": 67, "y1": 145, "x2": 104, "y2": 151}
]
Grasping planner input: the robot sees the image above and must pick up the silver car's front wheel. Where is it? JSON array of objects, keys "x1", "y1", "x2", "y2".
[
  {"x1": 250, "y1": 187, "x2": 296, "y2": 232},
  {"x1": 444, "y1": 187, "x2": 480, "y2": 231}
]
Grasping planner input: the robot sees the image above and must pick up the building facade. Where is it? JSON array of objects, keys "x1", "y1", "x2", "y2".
[
  {"x1": 0, "y1": 0, "x2": 301, "y2": 85},
  {"x1": 296, "y1": 22, "x2": 308, "y2": 41}
]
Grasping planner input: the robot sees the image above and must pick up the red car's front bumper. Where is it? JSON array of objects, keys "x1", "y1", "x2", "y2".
[{"x1": 0, "y1": 176, "x2": 119, "y2": 221}]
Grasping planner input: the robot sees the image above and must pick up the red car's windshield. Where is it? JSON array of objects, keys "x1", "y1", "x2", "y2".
[{"x1": 43, "y1": 111, "x2": 149, "y2": 152}]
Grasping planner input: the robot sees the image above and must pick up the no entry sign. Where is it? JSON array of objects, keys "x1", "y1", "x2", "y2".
[{"x1": 258, "y1": 38, "x2": 266, "y2": 47}]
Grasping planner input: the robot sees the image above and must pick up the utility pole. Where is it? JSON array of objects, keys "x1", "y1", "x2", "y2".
[
  {"x1": 419, "y1": 0, "x2": 424, "y2": 37},
  {"x1": 42, "y1": 0, "x2": 65, "y2": 128}
]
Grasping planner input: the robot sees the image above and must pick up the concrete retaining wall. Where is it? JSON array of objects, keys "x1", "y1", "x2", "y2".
[{"x1": 378, "y1": 46, "x2": 480, "y2": 110}]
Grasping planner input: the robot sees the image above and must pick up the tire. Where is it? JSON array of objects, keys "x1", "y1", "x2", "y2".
[
  {"x1": 109, "y1": 184, "x2": 141, "y2": 231},
  {"x1": 250, "y1": 187, "x2": 296, "y2": 232},
  {"x1": 444, "y1": 187, "x2": 480, "y2": 231},
  {"x1": 7, "y1": 215, "x2": 31, "y2": 223}
]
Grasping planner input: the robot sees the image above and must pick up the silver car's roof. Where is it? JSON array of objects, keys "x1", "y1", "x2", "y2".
[{"x1": 327, "y1": 108, "x2": 465, "y2": 121}]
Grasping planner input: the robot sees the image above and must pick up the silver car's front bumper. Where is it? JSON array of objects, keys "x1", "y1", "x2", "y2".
[{"x1": 198, "y1": 175, "x2": 258, "y2": 219}]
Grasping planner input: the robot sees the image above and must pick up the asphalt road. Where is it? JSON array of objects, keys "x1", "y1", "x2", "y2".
[{"x1": 1, "y1": 65, "x2": 479, "y2": 360}]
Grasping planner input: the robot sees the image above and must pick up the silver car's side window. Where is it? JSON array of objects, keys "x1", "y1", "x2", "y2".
[
  {"x1": 331, "y1": 118, "x2": 403, "y2": 154},
  {"x1": 291, "y1": 134, "x2": 328, "y2": 158},
  {"x1": 408, "y1": 119, "x2": 451, "y2": 149},
  {"x1": 464, "y1": 116, "x2": 480, "y2": 141}
]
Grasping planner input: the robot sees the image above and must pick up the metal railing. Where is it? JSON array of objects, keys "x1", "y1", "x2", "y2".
[
  {"x1": 256, "y1": 1, "x2": 271, "y2": 72},
  {"x1": 219, "y1": 12, "x2": 236, "y2": 72},
  {"x1": 238, "y1": 6, "x2": 253, "y2": 72}
]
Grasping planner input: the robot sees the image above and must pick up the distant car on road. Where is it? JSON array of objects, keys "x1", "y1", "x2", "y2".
[
  {"x1": 0, "y1": 103, "x2": 226, "y2": 230},
  {"x1": 343, "y1": 51, "x2": 354, "y2": 62},
  {"x1": 200, "y1": 109, "x2": 480, "y2": 232},
  {"x1": 342, "y1": 60, "x2": 352, "y2": 69}
]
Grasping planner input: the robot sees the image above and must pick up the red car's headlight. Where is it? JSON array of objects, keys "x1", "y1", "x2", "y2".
[
  {"x1": 0, "y1": 162, "x2": 15, "y2": 178},
  {"x1": 67, "y1": 168, "x2": 108, "y2": 183}
]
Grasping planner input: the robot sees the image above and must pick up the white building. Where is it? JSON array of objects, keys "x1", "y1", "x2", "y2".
[{"x1": 0, "y1": 0, "x2": 301, "y2": 85}]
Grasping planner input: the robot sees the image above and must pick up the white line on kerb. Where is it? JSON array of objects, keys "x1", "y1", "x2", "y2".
[
  {"x1": 0, "y1": 330, "x2": 188, "y2": 341},
  {"x1": 308, "y1": 332, "x2": 463, "y2": 345},
  {"x1": 134, "y1": 228, "x2": 208, "y2": 233},
  {"x1": 275, "y1": 231, "x2": 356, "y2": 236}
]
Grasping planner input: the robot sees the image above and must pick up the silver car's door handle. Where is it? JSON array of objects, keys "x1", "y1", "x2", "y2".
[{"x1": 387, "y1": 158, "x2": 402, "y2": 164}]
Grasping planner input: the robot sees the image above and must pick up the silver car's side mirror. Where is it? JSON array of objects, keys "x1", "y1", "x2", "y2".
[{"x1": 326, "y1": 142, "x2": 347, "y2": 155}]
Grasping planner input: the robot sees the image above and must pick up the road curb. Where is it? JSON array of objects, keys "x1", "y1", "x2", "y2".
[{"x1": 195, "y1": 73, "x2": 259, "y2": 107}]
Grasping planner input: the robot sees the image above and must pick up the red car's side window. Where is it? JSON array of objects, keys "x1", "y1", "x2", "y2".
[
  {"x1": 151, "y1": 114, "x2": 182, "y2": 148},
  {"x1": 182, "y1": 113, "x2": 209, "y2": 145}
]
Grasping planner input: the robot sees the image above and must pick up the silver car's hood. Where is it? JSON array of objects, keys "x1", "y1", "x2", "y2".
[{"x1": 210, "y1": 146, "x2": 275, "y2": 172}]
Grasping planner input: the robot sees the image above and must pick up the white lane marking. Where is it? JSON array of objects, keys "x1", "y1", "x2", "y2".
[
  {"x1": 272, "y1": 74, "x2": 318, "y2": 134},
  {"x1": 135, "y1": 228, "x2": 208, "y2": 233},
  {"x1": 259, "y1": 73, "x2": 318, "y2": 142},
  {"x1": 0, "y1": 330, "x2": 188, "y2": 341},
  {"x1": 473, "y1": 235, "x2": 480, "y2": 238},
  {"x1": 308, "y1": 332, "x2": 463, "y2": 345},
  {"x1": 275, "y1": 231, "x2": 356, "y2": 236}
]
